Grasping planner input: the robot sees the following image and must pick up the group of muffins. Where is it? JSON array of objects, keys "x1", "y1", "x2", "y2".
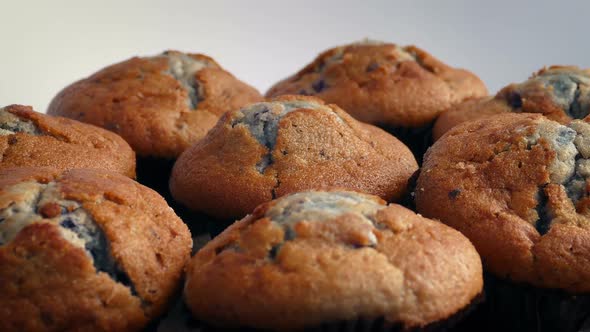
[{"x1": 0, "y1": 39, "x2": 587, "y2": 332}]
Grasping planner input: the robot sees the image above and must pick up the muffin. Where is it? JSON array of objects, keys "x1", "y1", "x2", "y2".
[
  {"x1": 170, "y1": 95, "x2": 418, "y2": 221},
  {"x1": 0, "y1": 167, "x2": 192, "y2": 332},
  {"x1": 184, "y1": 190, "x2": 483, "y2": 331},
  {"x1": 416, "y1": 113, "x2": 590, "y2": 331},
  {"x1": 266, "y1": 40, "x2": 487, "y2": 157},
  {"x1": 0, "y1": 104, "x2": 135, "y2": 177},
  {"x1": 433, "y1": 66, "x2": 590, "y2": 140},
  {"x1": 47, "y1": 50, "x2": 263, "y2": 199}
]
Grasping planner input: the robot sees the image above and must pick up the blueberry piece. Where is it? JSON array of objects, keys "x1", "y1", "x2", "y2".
[
  {"x1": 507, "y1": 92, "x2": 523, "y2": 108},
  {"x1": 60, "y1": 218, "x2": 76, "y2": 230},
  {"x1": 535, "y1": 187, "x2": 551, "y2": 235},
  {"x1": 557, "y1": 127, "x2": 576, "y2": 145},
  {"x1": 366, "y1": 62, "x2": 379, "y2": 72},
  {"x1": 448, "y1": 189, "x2": 461, "y2": 200},
  {"x1": 269, "y1": 244, "x2": 282, "y2": 259},
  {"x1": 316, "y1": 62, "x2": 326, "y2": 72},
  {"x1": 284, "y1": 227, "x2": 296, "y2": 241},
  {"x1": 312, "y1": 79, "x2": 326, "y2": 93}
]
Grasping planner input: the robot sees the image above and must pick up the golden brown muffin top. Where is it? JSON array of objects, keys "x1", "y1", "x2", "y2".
[
  {"x1": 417, "y1": 113, "x2": 590, "y2": 293},
  {"x1": 434, "y1": 66, "x2": 590, "y2": 140},
  {"x1": 432, "y1": 96, "x2": 510, "y2": 141},
  {"x1": 184, "y1": 190, "x2": 483, "y2": 331},
  {"x1": 170, "y1": 95, "x2": 418, "y2": 220},
  {"x1": 0, "y1": 167, "x2": 192, "y2": 332},
  {"x1": 266, "y1": 40, "x2": 487, "y2": 127},
  {"x1": 0, "y1": 104, "x2": 136, "y2": 177},
  {"x1": 47, "y1": 50, "x2": 263, "y2": 158}
]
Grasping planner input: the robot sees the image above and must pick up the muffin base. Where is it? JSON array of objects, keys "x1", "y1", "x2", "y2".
[
  {"x1": 379, "y1": 124, "x2": 433, "y2": 164},
  {"x1": 155, "y1": 293, "x2": 483, "y2": 332},
  {"x1": 480, "y1": 273, "x2": 590, "y2": 332}
]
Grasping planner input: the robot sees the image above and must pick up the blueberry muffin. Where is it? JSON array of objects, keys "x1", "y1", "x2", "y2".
[
  {"x1": 434, "y1": 66, "x2": 590, "y2": 140},
  {"x1": 0, "y1": 104, "x2": 135, "y2": 177},
  {"x1": 416, "y1": 113, "x2": 590, "y2": 331},
  {"x1": 0, "y1": 167, "x2": 192, "y2": 332},
  {"x1": 266, "y1": 40, "x2": 487, "y2": 157},
  {"x1": 184, "y1": 190, "x2": 483, "y2": 331},
  {"x1": 47, "y1": 50, "x2": 263, "y2": 199},
  {"x1": 170, "y1": 95, "x2": 418, "y2": 221}
]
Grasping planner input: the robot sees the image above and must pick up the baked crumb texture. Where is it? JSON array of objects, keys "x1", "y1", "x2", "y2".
[
  {"x1": 0, "y1": 168, "x2": 192, "y2": 332},
  {"x1": 417, "y1": 113, "x2": 590, "y2": 293},
  {"x1": 434, "y1": 66, "x2": 590, "y2": 140},
  {"x1": 185, "y1": 190, "x2": 483, "y2": 331},
  {"x1": 47, "y1": 50, "x2": 263, "y2": 158},
  {"x1": 170, "y1": 95, "x2": 418, "y2": 220},
  {"x1": 0, "y1": 105, "x2": 136, "y2": 177},
  {"x1": 266, "y1": 40, "x2": 487, "y2": 128}
]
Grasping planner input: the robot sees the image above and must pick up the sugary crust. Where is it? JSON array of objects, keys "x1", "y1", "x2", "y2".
[
  {"x1": 47, "y1": 51, "x2": 262, "y2": 158},
  {"x1": 184, "y1": 192, "x2": 483, "y2": 330},
  {"x1": 170, "y1": 95, "x2": 418, "y2": 220},
  {"x1": 266, "y1": 43, "x2": 487, "y2": 127},
  {"x1": 433, "y1": 66, "x2": 590, "y2": 140},
  {"x1": 0, "y1": 168, "x2": 192, "y2": 331},
  {"x1": 416, "y1": 113, "x2": 590, "y2": 293},
  {"x1": 0, "y1": 105, "x2": 136, "y2": 177}
]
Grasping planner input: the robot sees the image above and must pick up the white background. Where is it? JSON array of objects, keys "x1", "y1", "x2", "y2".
[{"x1": 1, "y1": 0, "x2": 589, "y2": 112}]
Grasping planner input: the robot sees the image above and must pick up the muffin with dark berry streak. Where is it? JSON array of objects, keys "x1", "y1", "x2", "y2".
[
  {"x1": 0, "y1": 104, "x2": 135, "y2": 177},
  {"x1": 170, "y1": 95, "x2": 418, "y2": 221},
  {"x1": 434, "y1": 66, "x2": 590, "y2": 140},
  {"x1": 47, "y1": 50, "x2": 262, "y2": 202},
  {"x1": 416, "y1": 113, "x2": 590, "y2": 331},
  {"x1": 184, "y1": 190, "x2": 483, "y2": 331},
  {"x1": 266, "y1": 40, "x2": 487, "y2": 158},
  {"x1": 0, "y1": 167, "x2": 192, "y2": 332}
]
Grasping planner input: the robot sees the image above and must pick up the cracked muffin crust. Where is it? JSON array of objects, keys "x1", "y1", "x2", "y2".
[
  {"x1": 266, "y1": 40, "x2": 487, "y2": 128},
  {"x1": 0, "y1": 167, "x2": 192, "y2": 332},
  {"x1": 434, "y1": 66, "x2": 590, "y2": 140},
  {"x1": 416, "y1": 113, "x2": 590, "y2": 292},
  {"x1": 170, "y1": 95, "x2": 418, "y2": 220},
  {"x1": 184, "y1": 190, "x2": 483, "y2": 331},
  {"x1": 47, "y1": 50, "x2": 263, "y2": 158},
  {"x1": 0, "y1": 105, "x2": 135, "y2": 177}
]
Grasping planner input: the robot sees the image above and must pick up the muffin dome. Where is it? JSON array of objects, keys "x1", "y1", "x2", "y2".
[
  {"x1": 184, "y1": 190, "x2": 483, "y2": 331},
  {"x1": 266, "y1": 40, "x2": 487, "y2": 128},
  {"x1": 434, "y1": 66, "x2": 590, "y2": 140},
  {"x1": 47, "y1": 50, "x2": 263, "y2": 158},
  {"x1": 0, "y1": 168, "x2": 192, "y2": 331},
  {"x1": 0, "y1": 105, "x2": 135, "y2": 177},
  {"x1": 417, "y1": 113, "x2": 590, "y2": 292},
  {"x1": 170, "y1": 95, "x2": 418, "y2": 220}
]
